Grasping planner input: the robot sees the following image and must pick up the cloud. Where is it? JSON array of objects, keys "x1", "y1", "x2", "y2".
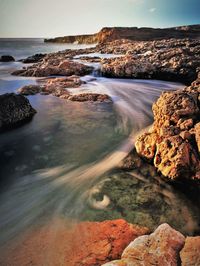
[{"x1": 149, "y1": 7, "x2": 156, "y2": 12}]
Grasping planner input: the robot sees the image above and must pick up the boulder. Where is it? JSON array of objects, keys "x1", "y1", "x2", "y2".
[
  {"x1": 135, "y1": 76, "x2": 200, "y2": 180},
  {"x1": 180, "y1": 236, "x2": 200, "y2": 266},
  {"x1": 102, "y1": 223, "x2": 185, "y2": 266},
  {"x1": 0, "y1": 93, "x2": 36, "y2": 131},
  {"x1": 0, "y1": 55, "x2": 15, "y2": 62}
]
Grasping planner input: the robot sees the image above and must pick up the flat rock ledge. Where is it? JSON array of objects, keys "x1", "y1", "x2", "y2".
[
  {"x1": 12, "y1": 59, "x2": 93, "y2": 77},
  {"x1": 17, "y1": 76, "x2": 112, "y2": 103},
  {"x1": 0, "y1": 93, "x2": 36, "y2": 131},
  {"x1": 135, "y1": 73, "x2": 200, "y2": 180}
]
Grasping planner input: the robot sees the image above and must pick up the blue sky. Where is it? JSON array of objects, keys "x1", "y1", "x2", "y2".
[{"x1": 0, "y1": 0, "x2": 199, "y2": 37}]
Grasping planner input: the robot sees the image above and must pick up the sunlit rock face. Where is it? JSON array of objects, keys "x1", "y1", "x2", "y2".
[
  {"x1": 0, "y1": 93, "x2": 36, "y2": 131},
  {"x1": 101, "y1": 39, "x2": 200, "y2": 84},
  {"x1": 102, "y1": 223, "x2": 185, "y2": 266},
  {"x1": 135, "y1": 74, "x2": 200, "y2": 180}
]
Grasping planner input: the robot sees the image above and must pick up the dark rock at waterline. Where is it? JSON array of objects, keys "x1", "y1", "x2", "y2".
[
  {"x1": 19, "y1": 53, "x2": 46, "y2": 63},
  {"x1": 0, "y1": 55, "x2": 15, "y2": 62},
  {"x1": 0, "y1": 93, "x2": 36, "y2": 131}
]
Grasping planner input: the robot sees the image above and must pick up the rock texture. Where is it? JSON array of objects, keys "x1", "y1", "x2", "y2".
[
  {"x1": 101, "y1": 38, "x2": 200, "y2": 84},
  {"x1": 0, "y1": 55, "x2": 15, "y2": 62},
  {"x1": 44, "y1": 24, "x2": 200, "y2": 44},
  {"x1": 0, "y1": 219, "x2": 149, "y2": 266},
  {"x1": 102, "y1": 223, "x2": 185, "y2": 266},
  {"x1": 12, "y1": 59, "x2": 93, "y2": 77},
  {"x1": 0, "y1": 93, "x2": 36, "y2": 131},
  {"x1": 68, "y1": 93, "x2": 111, "y2": 102},
  {"x1": 180, "y1": 236, "x2": 200, "y2": 266},
  {"x1": 135, "y1": 73, "x2": 200, "y2": 180}
]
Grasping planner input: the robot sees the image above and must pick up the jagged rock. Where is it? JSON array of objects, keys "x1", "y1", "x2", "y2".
[
  {"x1": 0, "y1": 93, "x2": 36, "y2": 131},
  {"x1": 135, "y1": 76, "x2": 200, "y2": 180},
  {"x1": 12, "y1": 59, "x2": 93, "y2": 77},
  {"x1": 0, "y1": 219, "x2": 149, "y2": 266},
  {"x1": 0, "y1": 55, "x2": 15, "y2": 62},
  {"x1": 180, "y1": 236, "x2": 200, "y2": 266},
  {"x1": 102, "y1": 223, "x2": 185, "y2": 266},
  {"x1": 68, "y1": 93, "x2": 112, "y2": 102}
]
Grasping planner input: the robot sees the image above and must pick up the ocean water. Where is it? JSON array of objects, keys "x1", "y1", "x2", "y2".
[{"x1": 0, "y1": 39, "x2": 200, "y2": 264}]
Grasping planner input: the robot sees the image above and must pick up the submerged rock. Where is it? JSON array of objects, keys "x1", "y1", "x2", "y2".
[
  {"x1": 0, "y1": 93, "x2": 36, "y2": 131},
  {"x1": 0, "y1": 55, "x2": 15, "y2": 62},
  {"x1": 103, "y1": 223, "x2": 185, "y2": 266},
  {"x1": 180, "y1": 236, "x2": 200, "y2": 266},
  {"x1": 135, "y1": 74, "x2": 200, "y2": 180}
]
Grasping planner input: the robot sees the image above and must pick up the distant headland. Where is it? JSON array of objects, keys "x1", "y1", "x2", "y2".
[{"x1": 44, "y1": 24, "x2": 200, "y2": 44}]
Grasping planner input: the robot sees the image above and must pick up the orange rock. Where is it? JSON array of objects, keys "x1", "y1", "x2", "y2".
[
  {"x1": 180, "y1": 236, "x2": 200, "y2": 266},
  {"x1": 0, "y1": 219, "x2": 149, "y2": 266},
  {"x1": 103, "y1": 223, "x2": 185, "y2": 266}
]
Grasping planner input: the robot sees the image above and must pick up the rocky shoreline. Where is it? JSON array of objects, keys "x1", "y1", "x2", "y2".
[{"x1": 1, "y1": 32, "x2": 200, "y2": 265}]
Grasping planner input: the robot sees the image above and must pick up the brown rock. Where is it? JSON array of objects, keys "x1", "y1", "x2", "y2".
[
  {"x1": 0, "y1": 219, "x2": 149, "y2": 266},
  {"x1": 180, "y1": 236, "x2": 200, "y2": 266},
  {"x1": 135, "y1": 83, "x2": 200, "y2": 180},
  {"x1": 103, "y1": 223, "x2": 185, "y2": 266},
  {"x1": 68, "y1": 93, "x2": 112, "y2": 102}
]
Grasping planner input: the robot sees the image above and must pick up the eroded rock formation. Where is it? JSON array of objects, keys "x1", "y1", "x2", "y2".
[{"x1": 135, "y1": 74, "x2": 200, "y2": 180}]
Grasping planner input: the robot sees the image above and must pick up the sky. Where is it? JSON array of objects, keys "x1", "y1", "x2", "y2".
[{"x1": 0, "y1": 0, "x2": 200, "y2": 38}]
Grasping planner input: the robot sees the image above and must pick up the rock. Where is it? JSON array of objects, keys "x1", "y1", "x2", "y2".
[
  {"x1": 180, "y1": 236, "x2": 200, "y2": 266},
  {"x1": 12, "y1": 59, "x2": 93, "y2": 77},
  {"x1": 135, "y1": 77, "x2": 200, "y2": 180},
  {"x1": 102, "y1": 223, "x2": 185, "y2": 266},
  {"x1": 100, "y1": 38, "x2": 200, "y2": 84},
  {"x1": 17, "y1": 84, "x2": 44, "y2": 95},
  {"x1": 0, "y1": 93, "x2": 36, "y2": 131},
  {"x1": 0, "y1": 219, "x2": 149, "y2": 266},
  {"x1": 68, "y1": 93, "x2": 112, "y2": 102},
  {"x1": 0, "y1": 55, "x2": 15, "y2": 62},
  {"x1": 20, "y1": 53, "x2": 46, "y2": 63}
]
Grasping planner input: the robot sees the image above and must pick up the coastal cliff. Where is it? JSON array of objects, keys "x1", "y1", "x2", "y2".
[{"x1": 44, "y1": 24, "x2": 200, "y2": 44}]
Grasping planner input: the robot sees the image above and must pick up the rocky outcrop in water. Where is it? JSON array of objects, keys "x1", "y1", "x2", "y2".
[
  {"x1": 0, "y1": 55, "x2": 15, "y2": 62},
  {"x1": 12, "y1": 59, "x2": 93, "y2": 77},
  {"x1": 44, "y1": 24, "x2": 200, "y2": 44},
  {"x1": 68, "y1": 93, "x2": 111, "y2": 102},
  {"x1": 0, "y1": 93, "x2": 36, "y2": 131},
  {"x1": 101, "y1": 38, "x2": 200, "y2": 84},
  {"x1": 19, "y1": 53, "x2": 46, "y2": 63},
  {"x1": 135, "y1": 73, "x2": 200, "y2": 180},
  {"x1": 102, "y1": 223, "x2": 185, "y2": 266},
  {"x1": 17, "y1": 77, "x2": 111, "y2": 102}
]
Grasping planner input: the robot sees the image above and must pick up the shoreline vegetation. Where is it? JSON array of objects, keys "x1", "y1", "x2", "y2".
[{"x1": 0, "y1": 24, "x2": 200, "y2": 265}]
